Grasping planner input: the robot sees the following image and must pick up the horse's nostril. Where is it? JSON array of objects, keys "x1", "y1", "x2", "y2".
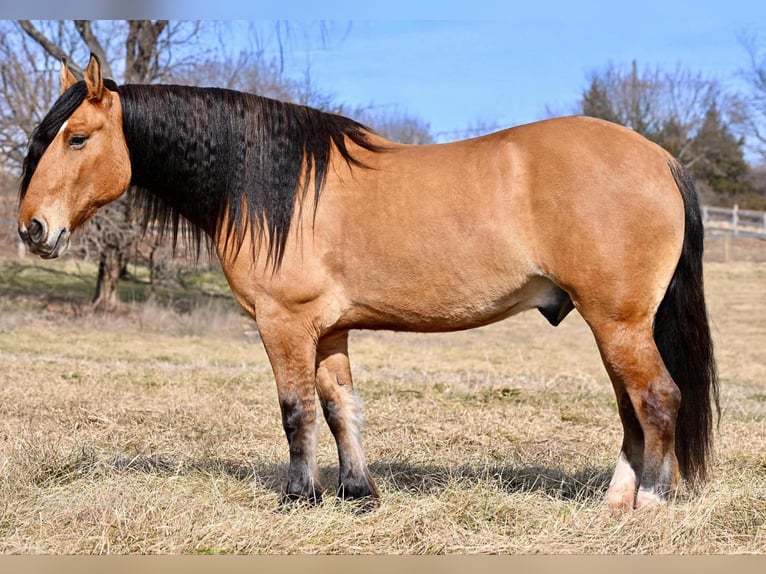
[{"x1": 28, "y1": 217, "x2": 46, "y2": 244}]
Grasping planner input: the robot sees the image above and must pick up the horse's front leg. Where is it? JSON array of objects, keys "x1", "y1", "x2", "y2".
[
  {"x1": 259, "y1": 322, "x2": 323, "y2": 505},
  {"x1": 315, "y1": 330, "x2": 379, "y2": 505}
]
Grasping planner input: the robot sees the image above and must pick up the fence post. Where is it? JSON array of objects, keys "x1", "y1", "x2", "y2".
[{"x1": 732, "y1": 204, "x2": 739, "y2": 237}]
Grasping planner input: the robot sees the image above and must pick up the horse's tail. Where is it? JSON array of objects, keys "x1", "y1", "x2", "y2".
[{"x1": 653, "y1": 159, "x2": 719, "y2": 485}]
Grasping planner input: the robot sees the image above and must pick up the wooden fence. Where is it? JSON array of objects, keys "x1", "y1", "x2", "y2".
[{"x1": 701, "y1": 205, "x2": 766, "y2": 239}]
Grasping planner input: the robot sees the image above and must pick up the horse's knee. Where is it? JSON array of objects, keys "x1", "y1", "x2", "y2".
[
  {"x1": 316, "y1": 332, "x2": 360, "y2": 432},
  {"x1": 593, "y1": 322, "x2": 675, "y2": 414}
]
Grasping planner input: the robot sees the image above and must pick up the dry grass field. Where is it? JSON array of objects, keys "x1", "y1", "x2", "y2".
[{"x1": 0, "y1": 236, "x2": 764, "y2": 554}]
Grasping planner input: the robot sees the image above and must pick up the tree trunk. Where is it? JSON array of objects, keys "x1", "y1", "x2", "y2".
[
  {"x1": 15, "y1": 20, "x2": 168, "y2": 313},
  {"x1": 92, "y1": 245, "x2": 124, "y2": 311}
]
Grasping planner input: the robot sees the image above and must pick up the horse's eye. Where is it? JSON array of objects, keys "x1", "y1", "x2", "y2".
[{"x1": 68, "y1": 135, "x2": 88, "y2": 149}]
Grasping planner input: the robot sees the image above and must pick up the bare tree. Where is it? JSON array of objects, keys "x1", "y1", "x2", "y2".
[
  {"x1": 580, "y1": 60, "x2": 750, "y2": 198},
  {"x1": 171, "y1": 49, "x2": 301, "y2": 102},
  {"x1": 173, "y1": 47, "x2": 435, "y2": 145},
  {"x1": 740, "y1": 32, "x2": 766, "y2": 160},
  {"x1": 2, "y1": 20, "x2": 204, "y2": 310},
  {"x1": 581, "y1": 61, "x2": 732, "y2": 149},
  {"x1": 0, "y1": 22, "x2": 61, "y2": 168},
  {"x1": 356, "y1": 107, "x2": 434, "y2": 144}
]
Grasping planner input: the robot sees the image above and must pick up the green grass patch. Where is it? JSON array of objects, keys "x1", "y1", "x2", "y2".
[{"x1": 0, "y1": 257, "x2": 236, "y2": 315}]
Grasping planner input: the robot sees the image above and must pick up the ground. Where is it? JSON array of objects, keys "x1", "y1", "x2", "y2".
[{"x1": 0, "y1": 236, "x2": 764, "y2": 553}]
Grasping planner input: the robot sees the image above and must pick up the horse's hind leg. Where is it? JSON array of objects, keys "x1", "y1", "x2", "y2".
[
  {"x1": 315, "y1": 331, "x2": 379, "y2": 505},
  {"x1": 590, "y1": 317, "x2": 681, "y2": 511},
  {"x1": 606, "y1": 381, "x2": 645, "y2": 512}
]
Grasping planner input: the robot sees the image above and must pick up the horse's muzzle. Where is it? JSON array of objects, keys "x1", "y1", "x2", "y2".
[{"x1": 18, "y1": 216, "x2": 70, "y2": 259}]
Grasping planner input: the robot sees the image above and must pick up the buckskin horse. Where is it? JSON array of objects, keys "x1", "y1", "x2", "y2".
[{"x1": 18, "y1": 55, "x2": 718, "y2": 512}]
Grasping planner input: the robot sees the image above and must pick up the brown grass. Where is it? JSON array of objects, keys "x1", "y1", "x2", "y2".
[{"x1": 0, "y1": 240, "x2": 764, "y2": 554}]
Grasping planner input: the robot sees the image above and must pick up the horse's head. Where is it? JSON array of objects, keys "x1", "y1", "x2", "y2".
[{"x1": 18, "y1": 54, "x2": 131, "y2": 259}]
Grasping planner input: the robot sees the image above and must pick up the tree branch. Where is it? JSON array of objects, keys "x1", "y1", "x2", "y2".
[
  {"x1": 16, "y1": 20, "x2": 82, "y2": 77},
  {"x1": 74, "y1": 20, "x2": 113, "y2": 78},
  {"x1": 125, "y1": 20, "x2": 169, "y2": 83}
]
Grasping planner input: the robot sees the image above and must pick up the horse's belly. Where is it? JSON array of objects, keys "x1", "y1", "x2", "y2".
[{"x1": 343, "y1": 274, "x2": 567, "y2": 333}]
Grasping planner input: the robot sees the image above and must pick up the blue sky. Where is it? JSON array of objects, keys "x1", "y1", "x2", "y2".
[
  {"x1": 6, "y1": 1, "x2": 766, "y2": 144},
  {"x1": 225, "y1": 2, "x2": 765, "y2": 143}
]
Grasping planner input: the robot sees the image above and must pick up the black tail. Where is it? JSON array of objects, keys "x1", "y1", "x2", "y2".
[{"x1": 653, "y1": 160, "x2": 719, "y2": 485}]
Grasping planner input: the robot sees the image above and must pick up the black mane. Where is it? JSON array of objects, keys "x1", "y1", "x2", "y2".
[{"x1": 21, "y1": 81, "x2": 383, "y2": 267}]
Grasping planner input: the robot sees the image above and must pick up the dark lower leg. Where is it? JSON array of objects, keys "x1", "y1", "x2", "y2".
[
  {"x1": 316, "y1": 332, "x2": 378, "y2": 502},
  {"x1": 260, "y1": 326, "x2": 323, "y2": 505},
  {"x1": 279, "y1": 393, "x2": 322, "y2": 503},
  {"x1": 631, "y1": 379, "x2": 681, "y2": 504}
]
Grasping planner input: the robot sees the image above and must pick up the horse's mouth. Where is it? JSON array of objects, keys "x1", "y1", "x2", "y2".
[{"x1": 32, "y1": 228, "x2": 70, "y2": 260}]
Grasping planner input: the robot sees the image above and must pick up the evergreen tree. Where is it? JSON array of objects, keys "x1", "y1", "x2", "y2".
[
  {"x1": 581, "y1": 78, "x2": 619, "y2": 124},
  {"x1": 578, "y1": 62, "x2": 751, "y2": 202},
  {"x1": 651, "y1": 116, "x2": 687, "y2": 160},
  {"x1": 689, "y1": 104, "x2": 750, "y2": 196}
]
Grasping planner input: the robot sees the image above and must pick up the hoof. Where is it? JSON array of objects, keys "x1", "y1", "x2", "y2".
[
  {"x1": 337, "y1": 475, "x2": 380, "y2": 512},
  {"x1": 604, "y1": 487, "x2": 636, "y2": 516},
  {"x1": 635, "y1": 489, "x2": 666, "y2": 510},
  {"x1": 338, "y1": 473, "x2": 378, "y2": 497},
  {"x1": 281, "y1": 482, "x2": 323, "y2": 508}
]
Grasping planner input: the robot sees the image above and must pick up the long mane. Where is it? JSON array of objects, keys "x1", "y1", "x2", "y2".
[{"x1": 21, "y1": 80, "x2": 383, "y2": 267}]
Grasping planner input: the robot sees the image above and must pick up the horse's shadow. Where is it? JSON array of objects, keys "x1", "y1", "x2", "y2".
[
  {"x1": 48, "y1": 449, "x2": 611, "y2": 504},
  {"x1": 368, "y1": 460, "x2": 611, "y2": 502}
]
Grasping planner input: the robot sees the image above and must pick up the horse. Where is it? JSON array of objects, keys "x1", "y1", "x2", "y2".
[{"x1": 18, "y1": 54, "x2": 718, "y2": 513}]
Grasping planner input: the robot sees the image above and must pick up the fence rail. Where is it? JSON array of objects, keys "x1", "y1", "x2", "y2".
[{"x1": 702, "y1": 205, "x2": 766, "y2": 239}]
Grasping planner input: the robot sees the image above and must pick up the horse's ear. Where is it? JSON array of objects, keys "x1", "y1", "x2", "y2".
[
  {"x1": 84, "y1": 53, "x2": 105, "y2": 102},
  {"x1": 59, "y1": 57, "x2": 78, "y2": 94}
]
